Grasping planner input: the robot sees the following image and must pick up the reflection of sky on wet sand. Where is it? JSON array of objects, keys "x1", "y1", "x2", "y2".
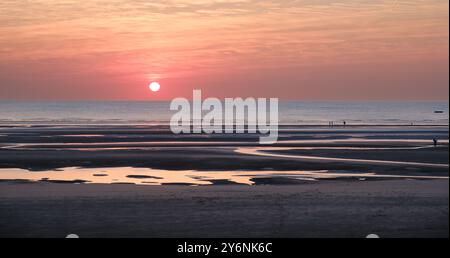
[
  {"x1": 59, "y1": 134, "x2": 106, "y2": 137},
  {"x1": 0, "y1": 167, "x2": 447, "y2": 186}
]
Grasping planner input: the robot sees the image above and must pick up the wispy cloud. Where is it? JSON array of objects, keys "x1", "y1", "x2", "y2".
[{"x1": 0, "y1": 0, "x2": 448, "y2": 99}]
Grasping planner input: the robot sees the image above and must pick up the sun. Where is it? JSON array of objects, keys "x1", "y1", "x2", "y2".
[{"x1": 149, "y1": 82, "x2": 161, "y2": 92}]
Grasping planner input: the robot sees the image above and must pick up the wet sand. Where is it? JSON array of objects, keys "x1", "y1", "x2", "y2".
[
  {"x1": 0, "y1": 125, "x2": 448, "y2": 237},
  {"x1": 0, "y1": 125, "x2": 448, "y2": 174},
  {"x1": 0, "y1": 180, "x2": 448, "y2": 238}
]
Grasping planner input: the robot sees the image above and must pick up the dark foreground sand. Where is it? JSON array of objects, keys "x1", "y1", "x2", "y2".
[{"x1": 0, "y1": 179, "x2": 448, "y2": 238}]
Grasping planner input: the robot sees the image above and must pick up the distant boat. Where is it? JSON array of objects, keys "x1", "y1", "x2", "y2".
[{"x1": 434, "y1": 110, "x2": 444, "y2": 114}]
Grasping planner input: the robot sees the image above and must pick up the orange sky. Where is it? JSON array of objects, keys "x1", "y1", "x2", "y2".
[{"x1": 0, "y1": 0, "x2": 448, "y2": 100}]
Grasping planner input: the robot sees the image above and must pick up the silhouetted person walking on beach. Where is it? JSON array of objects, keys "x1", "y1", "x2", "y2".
[
  {"x1": 433, "y1": 138, "x2": 438, "y2": 147},
  {"x1": 343, "y1": 121, "x2": 346, "y2": 127}
]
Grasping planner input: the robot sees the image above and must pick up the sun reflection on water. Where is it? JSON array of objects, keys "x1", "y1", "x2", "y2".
[{"x1": 0, "y1": 167, "x2": 447, "y2": 186}]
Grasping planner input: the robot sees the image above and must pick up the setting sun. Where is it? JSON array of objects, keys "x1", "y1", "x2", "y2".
[{"x1": 149, "y1": 82, "x2": 161, "y2": 92}]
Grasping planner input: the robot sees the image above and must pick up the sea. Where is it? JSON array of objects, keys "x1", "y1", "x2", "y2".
[{"x1": 0, "y1": 101, "x2": 448, "y2": 125}]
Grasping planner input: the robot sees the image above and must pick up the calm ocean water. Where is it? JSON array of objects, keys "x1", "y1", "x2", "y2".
[{"x1": 0, "y1": 101, "x2": 448, "y2": 125}]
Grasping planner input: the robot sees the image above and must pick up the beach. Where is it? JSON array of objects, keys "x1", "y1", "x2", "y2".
[
  {"x1": 0, "y1": 180, "x2": 448, "y2": 238},
  {"x1": 0, "y1": 124, "x2": 448, "y2": 237},
  {"x1": 1, "y1": 0, "x2": 449, "y2": 242}
]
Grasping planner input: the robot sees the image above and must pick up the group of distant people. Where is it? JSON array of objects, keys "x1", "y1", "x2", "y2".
[
  {"x1": 328, "y1": 121, "x2": 346, "y2": 127},
  {"x1": 326, "y1": 120, "x2": 440, "y2": 148}
]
